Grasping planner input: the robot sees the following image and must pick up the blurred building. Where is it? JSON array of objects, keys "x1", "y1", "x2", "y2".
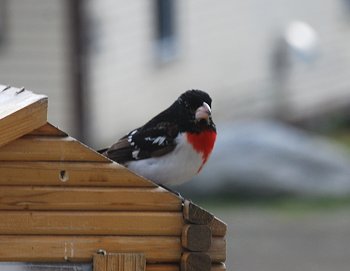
[
  {"x1": 0, "y1": 0, "x2": 78, "y2": 136},
  {"x1": 1, "y1": 1, "x2": 350, "y2": 146},
  {"x1": 87, "y1": 0, "x2": 350, "y2": 147}
]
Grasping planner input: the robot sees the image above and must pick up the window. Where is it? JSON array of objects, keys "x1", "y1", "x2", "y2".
[{"x1": 154, "y1": 0, "x2": 177, "y2": 63}]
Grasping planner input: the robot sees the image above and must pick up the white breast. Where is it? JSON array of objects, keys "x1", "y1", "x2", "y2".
[{"x1": 126, "y1": 133, "x2": 203, "y2": 185}]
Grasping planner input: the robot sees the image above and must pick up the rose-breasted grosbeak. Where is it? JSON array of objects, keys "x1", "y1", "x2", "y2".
[{"x1": 100, "y1": 89, "x2": 216, "y2": 186}]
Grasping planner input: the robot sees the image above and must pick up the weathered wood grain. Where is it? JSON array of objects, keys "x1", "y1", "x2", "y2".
[
  {"x1": 209, "y1": 217, "x2": 227, "y2": 237},
  {"x1": 183, "y1": 201, "x2": 214, "y2": 225},
  {"x1": 182, "y1": 225, "x2": 212, "y2": 252},
  {"x1": 181, "y1": 252, "x2": 211, "y2": 271}
]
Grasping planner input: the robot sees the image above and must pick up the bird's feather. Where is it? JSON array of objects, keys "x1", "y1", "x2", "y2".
[{"x1": 102, "y1": 122, "x2": 179, "y2": 164}]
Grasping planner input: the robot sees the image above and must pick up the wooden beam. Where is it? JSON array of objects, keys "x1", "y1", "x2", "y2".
[
  {"x1": 145, "y1": 264, "x2": 226, "y2": 271},
  {"x1": 182, "y1": 225, "x2": 211, "y2": 252},
  {"x1": 0, "y1": 236, "x2": 225, "y2": 263},
  {"x1": 0, "y1": 186, "x2": 182, "y2": 211},
  {"x1": 183, "y1": 201, "x2": 214, "y2": 225},
  {"x1": 210, "y1": 263, "x2": 226, "y2": 271},
  {"x1": 0, "y1": 136, "x2": 109, "y2": 162},
  {"x1": 181, "y1": 252, "x2": 211, "y2": 271},
  {"x1": 28, "y1": 122, "x2": 68, "y2": 136},
  {"x1": 93, "y1": 253, "x2": 146, "y2": 271},
  {"x1": 93, "y1": 253, "x2": 107, "y2": 271},
  {"x1": 0, "y1": 86, "x2": 47, "y2": 148},
  {"x1": 208, "y1": 238, "x2": 226, "y2": 263},
  {"x1": 0, "y1": 236, "x2": 181, "y2": 263},
  {"x1": 0, "y1": 211, "x2": 184, "y2": 236},
  {"x1": 146, "y1": 264, "x2": 179, "y2": 271},
  {"x1": 0, "y1": 162, "x2": 156, "y2": 187},
  {"x1": 209, "y1": 217, "x2": 227, "y2": 237}
]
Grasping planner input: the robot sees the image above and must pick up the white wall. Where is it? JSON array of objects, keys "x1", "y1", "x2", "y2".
[{"x1": 87, "y1": 0, "x2": 350, "y2": 147}]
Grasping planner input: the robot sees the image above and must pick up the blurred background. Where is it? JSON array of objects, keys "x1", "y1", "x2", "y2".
[{"x1": 1, "y1": 0, "x2": 350, "y2": 270}]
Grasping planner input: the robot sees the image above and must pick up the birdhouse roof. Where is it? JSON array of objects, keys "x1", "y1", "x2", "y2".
[
  {"x1": 0, "y1": 85, "x2": 48, "y2": 148},
  {"x1": 0, "y1": 84, "x2": 163, "y2": 188}
]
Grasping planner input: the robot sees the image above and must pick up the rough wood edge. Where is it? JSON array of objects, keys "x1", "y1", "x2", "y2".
[
  {"x1": 183, "y1": 201, "x2": 214, "y2": 225},
  {"x1": 209, "y1": 217, "x2": 227, "y2": 237},
  {"x1": 181, "y1": 225, "x2": 211, "y2": 252},
  {"x1": 181, "y1": 252, "x2": 211, "y2": 271}
]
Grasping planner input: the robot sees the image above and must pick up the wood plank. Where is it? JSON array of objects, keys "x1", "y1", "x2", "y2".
[
  {"x1": 0, "y1": 186, "x2": 182, "y2": 211},
  {"x1": 211, "y1": 263, "x2": 226, "y2": 271},
  {"x1": 110, "y1": 253, "x2": 145, "y2": 271},
  {"x1": 210, "y1": 217, "x2": 227, "y2": 237},
  {"x1": 146, "y1": 264, "x2": 179, "y2": 271},
  {"x1": 0, "y1": 262, "x2": 92, "y2": 270},
  {"x1": 183, "y1": 201, "x2": 214, "y2": 225},
  {"x1": 0, "y1": 236, "x2": 182, "y2": 263},
  {"x1": 0, "y1": 263, "x2": 224, "y2": 271},
  {"x1": 94, "y1": 253, "x2": 108, "y2": 271},
  {"x1": 181, "y1": 252, "x2": 211, "y2": 271},
  {"x1": 208, "y1": 238, "x2": 226, "y2": 263},
  {"x1": 0, "y1": 236, "x2": 225, "y2": 263},
  {"x1": 145, "y1": 264, "x2": 225, "y2": 271},
  {"x1": 0, "y1": 211, "x2": 184, "y2": 236},
  {"x1": 0, "y1": 162, "x2": 156, "y2": 187},
  {"x1": 0, "y1": 136, "x2": 109, "y2": 162},
  {"x1": 182, "y1": 225, "x2": 211, "y2": 252},
  {"x1": 27, "y1": 122, "x2": 68, "y2": 136},
  {"x1": 0, "y1": 86, "x2": 47, "y2": 148},
  {"x1": 94, "y1": 253, "x2": 146, "y2": 271}
]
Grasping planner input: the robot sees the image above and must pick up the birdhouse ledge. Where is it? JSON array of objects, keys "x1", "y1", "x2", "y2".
[{"x1": 0, "y1": 84, "x2": 227, "y2": 271}]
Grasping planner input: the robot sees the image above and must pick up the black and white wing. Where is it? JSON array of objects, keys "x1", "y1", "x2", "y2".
[{"x1": 101, "y1": 122, "x2": 179, "y2": 164}]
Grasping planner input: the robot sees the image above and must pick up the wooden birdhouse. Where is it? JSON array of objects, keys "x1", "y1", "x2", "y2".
[{"x1": 0, "y1": 85, "x2": 227, "y2": 271}]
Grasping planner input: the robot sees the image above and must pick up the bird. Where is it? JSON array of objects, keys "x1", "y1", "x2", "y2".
[{"x1": 99, "y1": 89, "x2": 217, "y2": 186}]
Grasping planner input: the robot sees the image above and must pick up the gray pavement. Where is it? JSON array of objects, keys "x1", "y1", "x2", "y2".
[{"x1": 212, "y1": 206, "x2": 350, "y2": 271}]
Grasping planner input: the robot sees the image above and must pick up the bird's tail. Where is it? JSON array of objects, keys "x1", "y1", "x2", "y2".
[{"x1": 97, "y1": 148, "x2": 108, "y2": 154}]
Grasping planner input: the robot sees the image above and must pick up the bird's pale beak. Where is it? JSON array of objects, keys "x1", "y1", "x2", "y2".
[{"x1": 195, "y1": 102, "x2": 211, "y2": 121}]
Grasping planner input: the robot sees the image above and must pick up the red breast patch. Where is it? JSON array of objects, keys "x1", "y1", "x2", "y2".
[{"x1": 186, "y1": 130, "x2": 217, "y2": 172}]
